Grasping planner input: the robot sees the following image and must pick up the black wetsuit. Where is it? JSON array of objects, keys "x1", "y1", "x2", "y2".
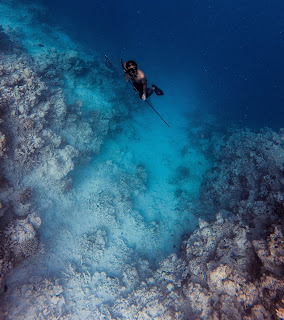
[{"x1": 133, "y1": 82, "x2": 154, "y2": 99}]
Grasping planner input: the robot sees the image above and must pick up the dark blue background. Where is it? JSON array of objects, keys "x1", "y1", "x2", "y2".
[{"x1": 39, "y1": 0, "x2": 284, "y2": 129}]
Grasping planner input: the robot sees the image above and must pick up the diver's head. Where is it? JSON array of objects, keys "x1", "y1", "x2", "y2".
[
  {"x1": 126, "y1": 60, "x2": 137, "y2": 69},
  {"x1": 126, "y1": 60, "x2": 137, "y2": 76}
]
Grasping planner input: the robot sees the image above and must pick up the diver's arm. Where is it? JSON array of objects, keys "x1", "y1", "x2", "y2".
[{"x1": 125, "y1": 73, "x2": 129, "y2": 82}]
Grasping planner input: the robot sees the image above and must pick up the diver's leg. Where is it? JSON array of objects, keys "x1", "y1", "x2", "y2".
[
  {"x1": 146, "y1": 87, "x2": 155, "y2": 98},
  {"x1": 134, "y1": 87, "x2": 143, "y2": 99}
]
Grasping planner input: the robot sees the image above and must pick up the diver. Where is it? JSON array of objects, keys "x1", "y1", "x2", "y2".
[{"x1": 121, "y1": 59, "x2": 164, "y2": 100}]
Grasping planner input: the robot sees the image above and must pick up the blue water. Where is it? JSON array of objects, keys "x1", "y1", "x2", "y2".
[{"x1": 41, "y1": 0, "x2": 284, "y2": 129}]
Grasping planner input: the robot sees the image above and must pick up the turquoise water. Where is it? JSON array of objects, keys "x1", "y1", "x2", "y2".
[{"x1": 26, "y1": 66, "x2": 210, "y2": 275}]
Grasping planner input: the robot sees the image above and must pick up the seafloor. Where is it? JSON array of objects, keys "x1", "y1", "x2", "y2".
[{"x1": 0, "y1": 1, "x2": 283, "y2": 320}]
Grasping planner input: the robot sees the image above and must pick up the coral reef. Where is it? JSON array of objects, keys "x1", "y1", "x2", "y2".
[
  {"x1": 0, "y1": 21, "x2": 122, "y2": 295},
  {"x1": 2, "y1": 123, "x2": 284, "y2": 320},
  {"x1": 2, "y1": 212, "x2": 282, "y2": 319},
  {"x1": 0, "y1": 213, "x2": 41, "y2": 292},
  {"x1": 199, "y1": 127, "x2": 284, "y2": 218},
  {"x1": 110, "y1": 213, "x2": 283, "y2": 320},
  {"x1": 0, "y1": 278, "x2": 66, "y2": 320}
]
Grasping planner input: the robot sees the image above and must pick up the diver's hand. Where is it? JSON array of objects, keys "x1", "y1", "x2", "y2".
[{"x1": 142, "y1": 94, "x2": 146, "y2": 101}]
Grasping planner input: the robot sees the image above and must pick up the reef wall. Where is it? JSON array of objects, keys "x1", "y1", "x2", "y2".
[{"x1": 0, "y1": 13, "x2": 130, "y2": 293}]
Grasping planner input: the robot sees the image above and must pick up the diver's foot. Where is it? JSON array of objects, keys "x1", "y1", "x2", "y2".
[{"x1": 152, "y1": 84, "x2": 164, "y2": 96}]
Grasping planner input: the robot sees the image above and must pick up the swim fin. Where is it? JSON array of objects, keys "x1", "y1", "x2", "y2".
[{"x1": 152, "y1": 84, "x2": 164, "y2": 96}]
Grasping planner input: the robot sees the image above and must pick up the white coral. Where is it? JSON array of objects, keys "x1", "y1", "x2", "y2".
[
  {"x1": 28, "y1": 212, "x2": 42, "y2": 229},
  {"x1": 47, "y1": 145, "x2": 79, "y2": 180},
  {"x1": 8, "y1": 219, "x2": 35, "y2": 244}
]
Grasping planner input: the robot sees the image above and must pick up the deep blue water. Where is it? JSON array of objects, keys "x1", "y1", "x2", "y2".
[{"x1": 40, "y1": 0, "x2": 284, "y2": 129}]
